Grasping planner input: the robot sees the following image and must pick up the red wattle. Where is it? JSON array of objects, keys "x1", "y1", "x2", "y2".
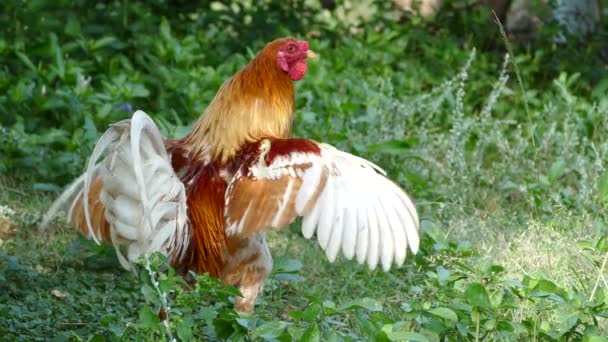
[{"x1": 288, "y1": 61, "x2": 307, "y2": 81}]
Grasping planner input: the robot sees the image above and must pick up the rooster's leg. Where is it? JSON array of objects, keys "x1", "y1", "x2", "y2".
[{"x1": 221, "y1": 233, "x2": 272, "y2": 313}]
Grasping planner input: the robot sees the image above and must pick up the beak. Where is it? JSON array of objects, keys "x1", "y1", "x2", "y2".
[{"x1": 306, "y1": 49, "x2": 318, "y2": 59}]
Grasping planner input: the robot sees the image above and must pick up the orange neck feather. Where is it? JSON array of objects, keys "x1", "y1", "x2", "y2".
[{"x1": 185, "y1": 40, "x2": 296, "y2": 163}]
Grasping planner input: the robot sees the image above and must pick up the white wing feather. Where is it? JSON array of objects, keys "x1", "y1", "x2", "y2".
[
  {"x1": 229, "y1": 141, "x2": 420, "y2": 272},
  {"x1": 316, "y1": 175, "x2": 335, "y2": 250},
  {"x1": 302, "y1": 145, "x2": 419, "y2": 271}
]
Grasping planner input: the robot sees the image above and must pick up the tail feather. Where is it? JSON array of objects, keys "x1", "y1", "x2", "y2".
[
  {"x1": 69, "y1": 176, "x2": 112, "y2": 241},
  {"x1": 41, "y1": 173, "x2": 84, "y2": 229},
  {"x1": 44, "y1": 110, "x2": 190, "y2": 271},
  {"x1": 83, "y1": 121, "x2": 128, "y2": 244}
]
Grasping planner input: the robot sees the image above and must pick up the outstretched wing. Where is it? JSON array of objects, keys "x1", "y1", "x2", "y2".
[{"x1": 225, "y1": 138, "x2": 420, "y2": 271}]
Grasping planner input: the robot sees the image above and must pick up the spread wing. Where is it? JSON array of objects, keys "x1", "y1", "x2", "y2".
[{"x1": 225, "y1": 139, "x2": 420, "y2": 271}]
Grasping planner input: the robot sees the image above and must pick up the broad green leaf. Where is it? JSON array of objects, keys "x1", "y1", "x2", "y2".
[
  {"x1": 557, "y1": 311, "x2": 580, "y2": 337},
  {"x1": 218, "y1": 285, "x2": 242, "y2": 297},
  {"x1": 531, "y1": 279, "x2": 565, "y2": 299},
  {"x1": 338, "y1": 298, "x2": 383, "y2": 312},
  {"x1": 428, "y1": 307, "x2": 458, "y2": 322},
  {"x1": 323, "y1": 300, "x2": 336, "y2": 310},
  {"x1": 323, "y1": 327, "x2": 339, "y2": 342},
  {"x1": 287, "y1": 325, "x2": 306, "y2": 340},
  {"x1": 354, "y1": 311, "x2": 379, "y2": 338},
  {"x1": 302, "y1": 303, "x2": 322, "y2": 321},
  {"x1": 490, "y1": 289, "x2": 504, "y2": 308},
  {"x1": 288, "y1": 309, "x2": 303, "y2": 321},
  {"x1": 465, "y1": 283, "x2": 491, "y2": 309},
  {"x1": 252, "y1": 321, "x2": 288, "y2": 339},
  {"x1": 300, "y1": 323, "x2": 321, "y2": 342},
  {"x1": 141, "y1": 284, "x2": 157, "y2": 303},
  {"x1": 200, "y1": 307, "x2": 217, "y2": 322},
  {"x1": 484, "y1": 318, "x2": 497, "y2": 330},
  {"x1": 176, "y1": 317, "x2": 193, "y2": 342},
  {"x1": 497, "y1": 320, "x2": 515, "y2": 333},
  {"x1": 138, "y1": 305, "x2": 160, "y2": 328},
  {"x1": 235, "y1": 317, "x2": 253, "y2": 329},
  {"x1": 323, "y1": 300, "x2": 337, "y2": 315}
]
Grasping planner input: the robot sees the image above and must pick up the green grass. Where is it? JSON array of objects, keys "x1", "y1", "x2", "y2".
[{"x1": 2, "y1": 0, "x2": 608, "y2": 341}]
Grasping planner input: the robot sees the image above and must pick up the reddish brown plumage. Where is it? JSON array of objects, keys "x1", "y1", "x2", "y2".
[
  {"x1": 164, "y1": 137, "x2": 190, "y2": 172},
  {"x1": 263, "y1": 138, "x2": 321, "y2": 164},
  {"x1": 225, "y1": 138, "x2": 321, "y2": 175},
  {"x1": 182, "y1": 163, "x2": 228, "y2": 277}
]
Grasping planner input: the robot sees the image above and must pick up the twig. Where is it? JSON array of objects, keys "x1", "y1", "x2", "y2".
[
  {"x1": 601, "y1": 273, "x2": 608, "y2": 288},
  {"x1": 493, "y1": 10, "x2": 541, "y2": 218},
  {"x1": 589, "y1": 250, "x2": 608, "y2": 301}
]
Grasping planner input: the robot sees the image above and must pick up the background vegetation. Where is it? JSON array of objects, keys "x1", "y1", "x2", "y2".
[{"x1": 2, "y1": 0, "x2": 608, "y2": 340}]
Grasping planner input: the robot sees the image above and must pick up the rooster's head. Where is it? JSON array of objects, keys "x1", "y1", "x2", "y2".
[{"x1": 266, "y1": 38, "x2": 317, "y2": 81}]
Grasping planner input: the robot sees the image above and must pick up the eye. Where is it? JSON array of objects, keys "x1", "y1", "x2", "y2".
[{"x1": 287, "y1": 44, "x2": 296, "y2": 53}]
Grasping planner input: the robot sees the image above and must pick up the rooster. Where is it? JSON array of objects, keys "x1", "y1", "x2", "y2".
[{"x1": 45, "y1": 37, "x2": 420, "y2": 312}]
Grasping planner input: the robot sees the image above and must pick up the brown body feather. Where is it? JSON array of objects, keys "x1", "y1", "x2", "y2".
[{"x1": 181, "y1": 163, "x2": 228, "y2": 277}]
